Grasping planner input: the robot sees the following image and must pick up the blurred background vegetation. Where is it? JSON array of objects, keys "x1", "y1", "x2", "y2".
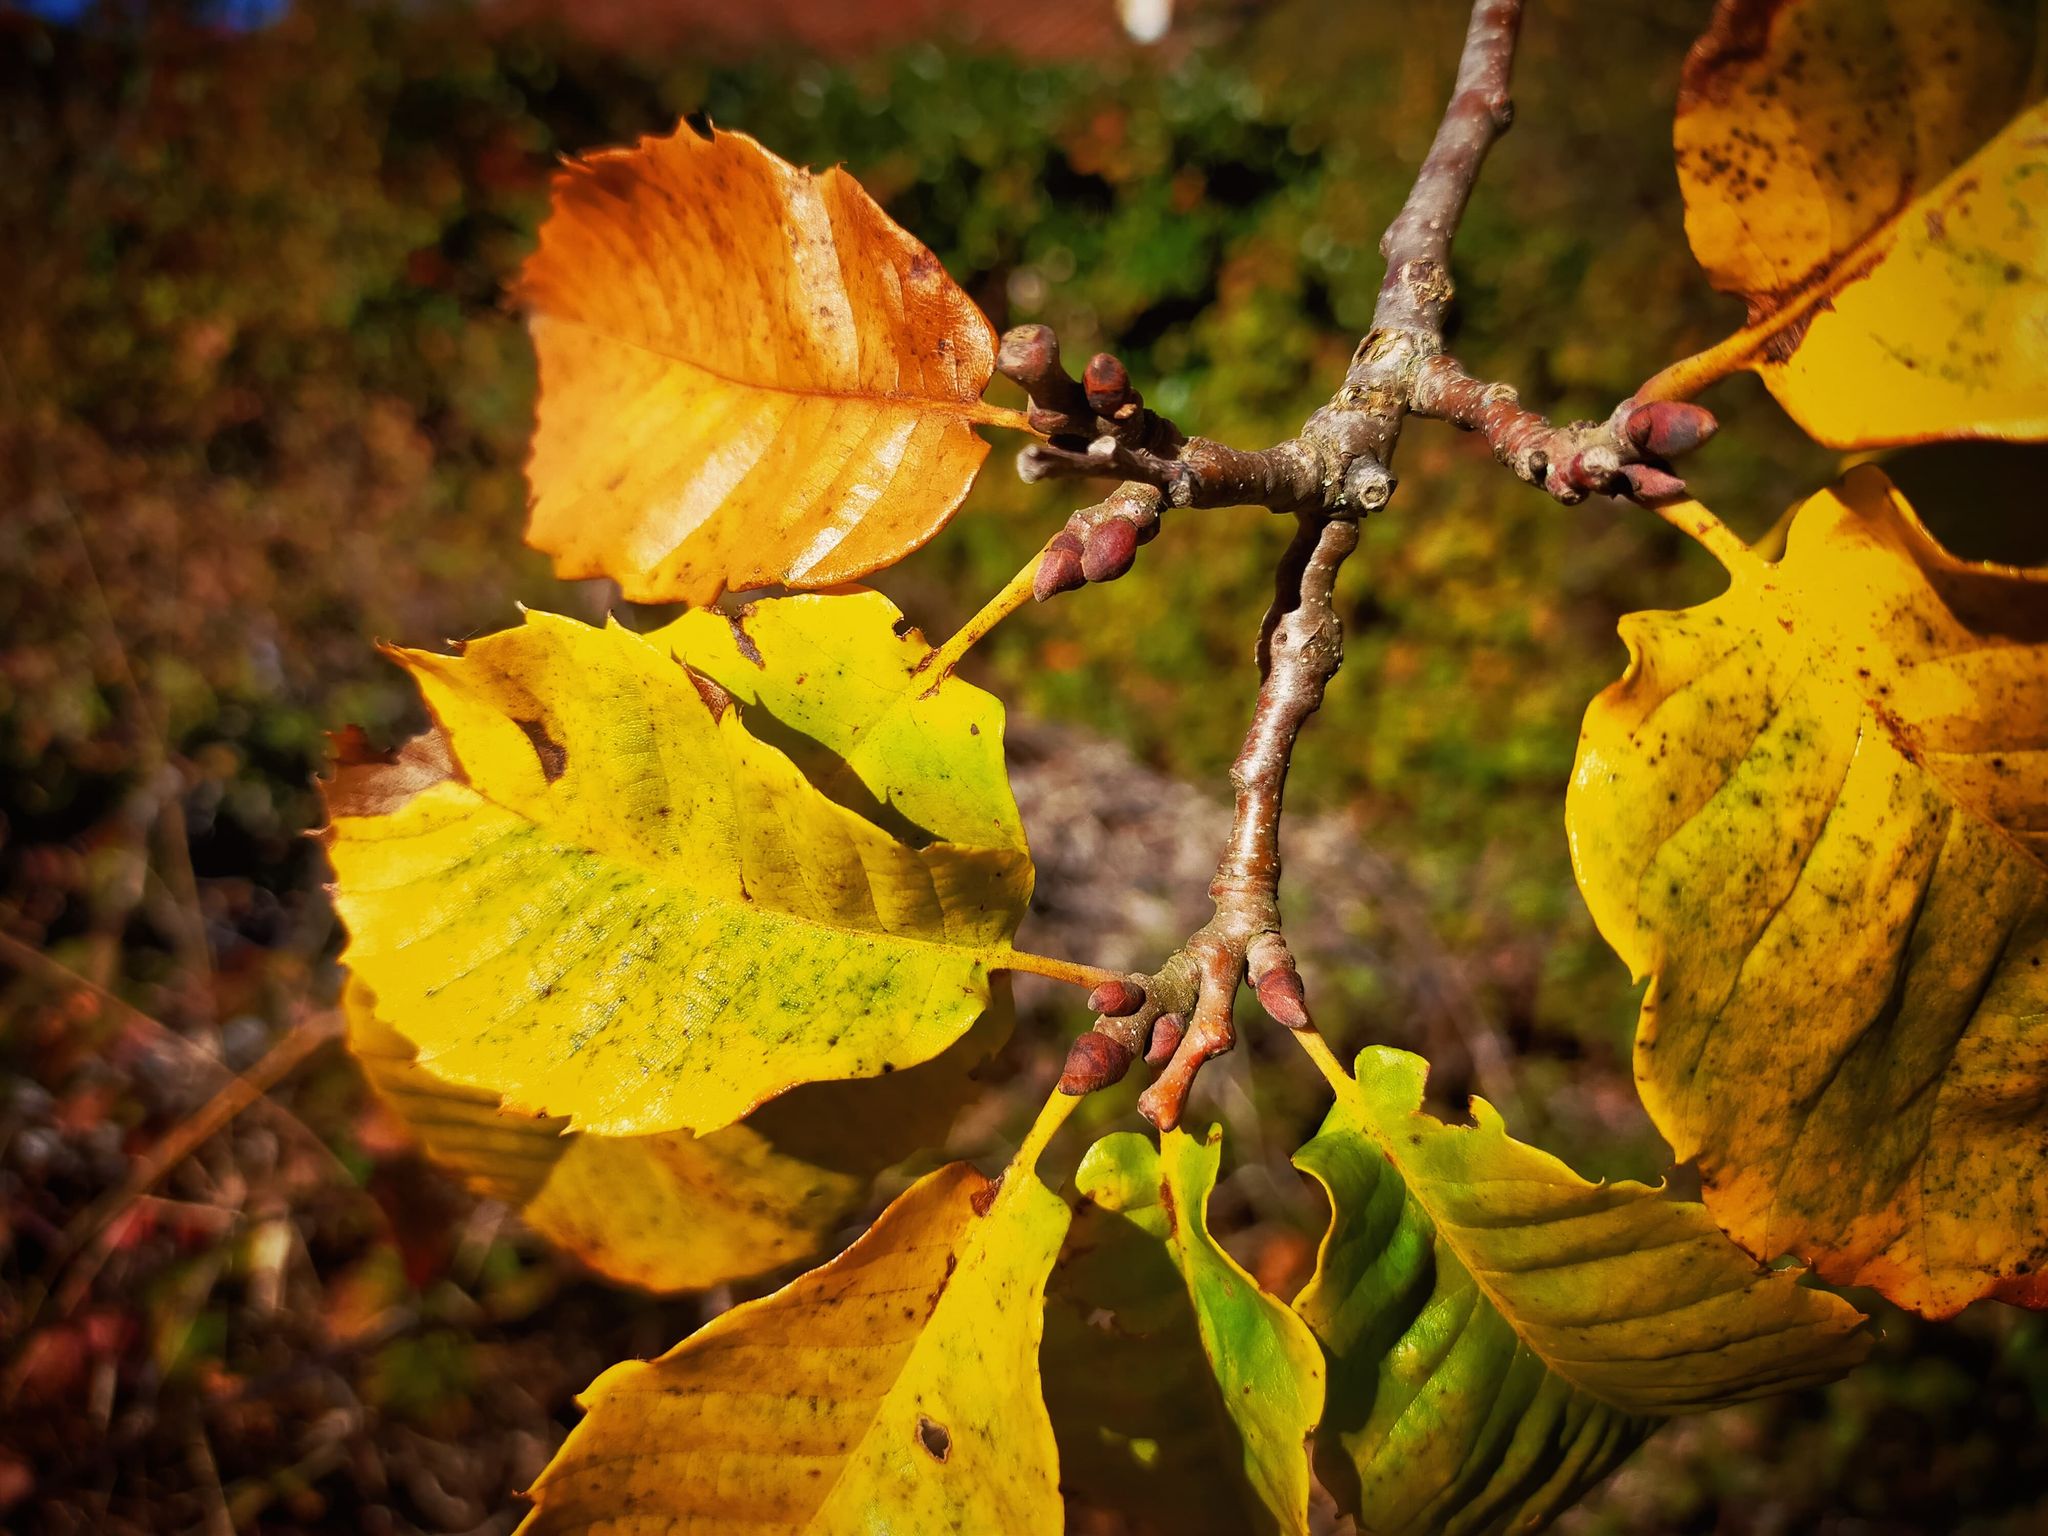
[{"x1": 2, "y1": 0, "x2": 2045, "y2": 1531}]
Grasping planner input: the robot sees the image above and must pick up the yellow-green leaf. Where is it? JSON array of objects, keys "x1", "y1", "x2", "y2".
[
  {"x1": 1042, "y1": 1127, "x2": 1324, "y2": 1536},
  {"x1": 650, "y1": 588, "x2": 1027, "y2": 852},
  {"x1": 1294, "y1": 1046, "x2": 1866, "y2": 1536},
  {"x1": 347, "y1": 977, "x2": 1013, "y2": 1291},
  {"x1": 321, "y1": 605, "x2": 1032, "y2": 1137},
  {"x1": 516, "y1": 1159, "x2": 1070, "y2": 1536},
  {"x1": 1569, "y1": 466, "x2": 2048, "y2": 1316},
  {"x1": 1665, "y1": 0, "x2": 2048, "y2": 445},
  {"x1": 520, "y1": 122, "x2": 1022, "y2": 605}
]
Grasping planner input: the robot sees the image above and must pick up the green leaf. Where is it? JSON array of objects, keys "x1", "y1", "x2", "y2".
[
  {"x1": 1294, "y1": 1046, "x2": 1867, "y2": 1536},
  {"x1": 1043, "y1": 1126, "x2": 1325, "y2": 1536},
  {"x1": 516, "y1": 1159, "x2": 1070, "y2": 1535},
  {"x1": 1569, "y1": 467, "x2": 2048, "y2": 1316},
  {"x1": 321, "y1": 602, "x2": 1033, "y2": 1137}
]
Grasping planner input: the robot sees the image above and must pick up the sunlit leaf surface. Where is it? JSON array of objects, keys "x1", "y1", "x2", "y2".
[
  {"x1": 1670, "y1": 0, "x2": 2048, "y2": 444},
  {"x1": 516, "y1": 1160, "x2": 1069, "y2": 1535},
  {"x1": 347, "y1": 978, "x2": 1011, "y2": 1291},
  {"x1": 521, "y1": 122, "x2": 1019, "y2": 604},
  {"x1": 1570, "y1": 467, "x2": 2048, "y2": 1315},
  {"x1": 322, "y1": 605, "x2": 1031, "y2": 1137}
]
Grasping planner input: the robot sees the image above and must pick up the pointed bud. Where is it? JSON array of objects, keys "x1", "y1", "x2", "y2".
[
  {"x1": 1034, "y1": 531, "x2": 1087, "y2": 601},
  {"x1": 1058, "y1": 1030, "x2": 1135, "y2": 1095},
  {"x1": 1625, "y1": 401, "x2": 1718, "y2": 459},
  {"x1": 1087, "y1": 977, "x2": 1146, "y2": 1017},
  {"x1": 1254, "y1": 969, "x2": 1311, "y2": 1030},
  {"x1": 1144, "y1": 1012, "x2": 1185, "y2": 1066},
  {"x1": 1081, "y1": 518, "x2": 1139, "y2": 583},
  {"x1": 1619, "y1": 462, "x2": 1689, "y2": 507},
  {"x1": 1083, "y1": 353, "x2": 1132, "y2": 416}
]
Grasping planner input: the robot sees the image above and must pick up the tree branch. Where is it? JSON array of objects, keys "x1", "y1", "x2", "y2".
[
  {"x1": 1410, "y1": 356, "x2": 1716, "y2": 506},
  {"x1": 1055, "y1": 0, "x2": 1533, "y2": 1127},
  {"x1": 1029, "y1": 0, "x2": 1727, "y2": 1127}
]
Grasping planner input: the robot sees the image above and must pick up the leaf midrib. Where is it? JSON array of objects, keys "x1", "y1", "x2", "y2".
[{"x1": 540, "y1": 311, "x2": 1023, "y2": 428}]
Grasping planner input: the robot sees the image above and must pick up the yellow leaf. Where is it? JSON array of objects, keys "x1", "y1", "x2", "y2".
[
  {"x1": 650, "y1": 588, "x2": 1028, "y2": 853},
  {"x1": 516, "y1": 1159, "x2": 1070, "y2": 1536},
  {"x1": 1569, "y1": 466, "x2": 2048, "y2": 1316},
  {"x1": 1295, "y1": 1046, "x2": 1867, "y2": 1536},
  {"x1": 321, "y1": 607, "x2": 1033, "y2": 1137},
  {"x1": 347, "y1": 978, "x2": 1013, "y2": 1291},
  {"x1": 519, "y1": 122, "x2": 1024, "y2": 605},
  {"x1": 1660, "y1": 0, "x2": 2048, "y2": 444}
]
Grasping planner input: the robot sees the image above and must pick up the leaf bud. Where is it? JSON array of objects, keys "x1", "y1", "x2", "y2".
[
  {"x1": 1144, "y1": 1012, "x2": 1186, "y2": 1066},
  {"x1": 1058, "y1": 1029, "x2": 1136, "y2": 1095},
  {"x1": 997, "y1": 324, "x2": 1061, "y2": 384},
  {"x1": 1083, "y1": 353, "x2": 1133, "y2": 416},
  {"x1": 1081, "y1": 518, "x2": 1140, "y2": 583},
  {"x1": 1254, "y1": 969, "x2": 1311, "y2": 1030},
  {"x1": 1034, "y1": 531, "x2": 1087, "y2": 601},
  {"x1": 1618, "y1": 462, "x2": 1690, "y2": 507},
  {"x1": 1086, "y1": 977, "x2": 1146, "y2": 1017},
  {"x1": 1625, "y1": 401, "x2": 1719, "y2": 459}
]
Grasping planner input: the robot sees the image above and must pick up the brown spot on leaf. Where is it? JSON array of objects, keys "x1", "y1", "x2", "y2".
[
  {"x1": 915, "y1": 1415, "x2": 951, "y2": 1462},
  {"x1": 515, "y1": 718, "x2": 568, "y2": 782},
  {"x1": 1158, "y1": 1179, "x2": 1178, "y2": 1240},
  {"x1": 970, "y1": 1176, "x2": 1003, "y2": 1217},
  {"x1": 725, "y1": 611, "x2": 765, "y2": 667}
]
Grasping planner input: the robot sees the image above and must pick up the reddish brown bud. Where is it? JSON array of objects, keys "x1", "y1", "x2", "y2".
[
  {"x1": 1087, "y1": 977, "x2": 1146, "y2": 1017},
  {"x1": 1144, "y1": 1013, "x2": 1186, "y2": 1066},
  {"x1": 1058, "y1": 1030, "x2": 1135, "y2": 1095},
  {"x1": 1083, "y1": 353, "x2": 1132, "y2": 416},
  {"x1": 997, "y1": 324, "x2": 1060, "y2": 383},
  {"x1": 1081, "y1": 518, "x2": 1139, "y2": 583},
  {"x1": 1034, "y1": 533, "x2": 1087, "y2": 601},
  {"x1": 1619, "y1": 462, "x2": 1689, "y2": 507},
  {"x1": 1254, "y1": 969, "x2": 1311, "y2": 1030},
  {"x1": 1625, "y1": 401, "x2": 1718, "y2": 459}
]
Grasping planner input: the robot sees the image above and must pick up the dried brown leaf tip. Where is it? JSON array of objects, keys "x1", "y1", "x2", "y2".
[{"x1": 321, "y1": 724, "x2": 460, "y2": 822}]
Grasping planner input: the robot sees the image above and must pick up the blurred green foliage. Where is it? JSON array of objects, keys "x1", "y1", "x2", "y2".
[
  {"x1": 3, "y1": 2, "x2": 2044, "y2": 1531},
  {"x1": 2, "y1": 0, "x2": 1836, "y2": 1089}
]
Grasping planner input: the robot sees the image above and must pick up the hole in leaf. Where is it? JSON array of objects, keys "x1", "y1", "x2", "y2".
[{"x1": 916, "y1": 1414, "x2": 951, "y2": 1462}]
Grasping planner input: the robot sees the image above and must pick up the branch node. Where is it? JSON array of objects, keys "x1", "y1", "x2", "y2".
[{"x1": 1338, "y1": 453, "x2": 1395, "y2": 514}]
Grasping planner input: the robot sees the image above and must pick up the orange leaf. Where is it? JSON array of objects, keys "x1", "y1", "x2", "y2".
[{"x1": 519, "y1": 123, "x2": 1025, "y2": 605}]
